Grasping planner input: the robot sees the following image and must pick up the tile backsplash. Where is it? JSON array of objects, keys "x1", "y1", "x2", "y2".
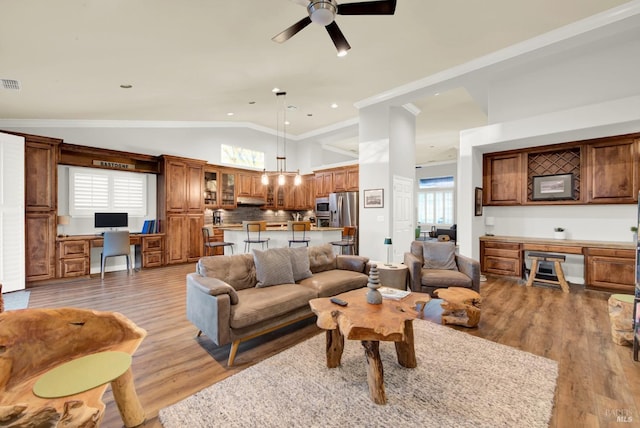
[{"x1": 205, "y1": 207, "x2": 315, "y2": 225}]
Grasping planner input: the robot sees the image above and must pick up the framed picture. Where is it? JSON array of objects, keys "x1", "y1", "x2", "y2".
[
  {"x1": 363, "y1": 188, "x2": 384, "y2": 208},
  {"x1": 532, "y1": 173, "x2": 574, "y2": 201},
  {"x1": 474, "y1": 187, "x2": 483, "y2": 216}
]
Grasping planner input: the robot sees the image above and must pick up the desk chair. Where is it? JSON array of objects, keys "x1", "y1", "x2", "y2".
[
  {"x1": 244, "y1": 222, "x2": 269, "y2": 253},
  {"x1": 101, "y1": 230, "x2": 131, "y2": 280},
  {"x1": 330, "y1": 226, "x2": 357, "y2": 255},
  {"x1": 202, "y1": 226, "x2": 234, "y2": 256},
  {"x1": 288, "y1": 221, "x2": 311, "y2": 247}
]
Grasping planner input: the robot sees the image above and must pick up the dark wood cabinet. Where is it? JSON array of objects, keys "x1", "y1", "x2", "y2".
[
  {"x1": 483, "y1": 153, "x2": 524, "y2": 205},
  {"x1": 22, "y1": 134, "x2": 60, "y2": 282},
  {"x1": 346, "y1": 166, "x2": 359, "y2": 191},
  {"x1": 159, "y1": 155, "x2": 205, "y2": 265},
  {"x1": 586, "y1": 137, "x2": 638, "y2": 204},
  {"x1": 480, "y1": 240, "x2": 522, "y2": 277},
  {"x1": 56, "y1": 240, "x2": 90, "y2": 278},
  {"x1": 584, "y1": 248, "x2": 635, "y2": 293},
  {"x1": 141, "y1": 235, "x2": 164, "y2": 268}
]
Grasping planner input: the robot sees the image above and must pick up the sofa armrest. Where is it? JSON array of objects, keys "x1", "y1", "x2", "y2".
[
  {"x1": 456, "y1": 254, "x2": 481, "y2": 293},
  {"x1": 404, "y1": 252, "x2": 422, "y2": 292},
  {"x1": 187, "y1": 273, "x2": 239, "y2": 305},
  {"x1": 186, "y1": 273, "x2": 234, "y2": 346},
  {"x1": 337, "y1": 255, "x2": 369, "y2": 273}
]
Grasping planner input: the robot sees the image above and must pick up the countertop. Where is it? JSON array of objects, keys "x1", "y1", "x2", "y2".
[
  {"x1": 217, "y1": 224, "x2": 343, "y2": 232},
  {"x1": 479, "y1": 235, "x2": 634, "y2": 250}
]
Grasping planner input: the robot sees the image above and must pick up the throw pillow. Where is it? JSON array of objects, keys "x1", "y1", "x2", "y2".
[
  {"x1": 308, "y1": 243, "x2": 337, "y2": 273},
  {"x1": 253, "y1": 248, "x2": 295, "y2": 288},
  {"x1": 289, "y1": 246, "x2": 313, "y2": 281},
  {"x1": 422, "y1": 241, "x2": 458, "y2": 271}
]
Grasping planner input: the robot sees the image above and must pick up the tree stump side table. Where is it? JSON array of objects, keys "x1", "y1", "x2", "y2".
[
  {"x1": 433, "y1": 287, "x2": 482, "y2": 328},
  {"x1": 608, "y1": 294, "x2": 634, "y2": 346}
]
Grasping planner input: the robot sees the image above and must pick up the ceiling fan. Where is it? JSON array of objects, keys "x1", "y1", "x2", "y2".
[{"x1": 272, "y1": 0, "x2": 397, "y2": 56}]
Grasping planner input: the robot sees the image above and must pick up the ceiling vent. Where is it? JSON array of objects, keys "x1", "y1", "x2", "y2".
[{"x1": 1, "y1": 79, "x2": 21, "y2": 90}]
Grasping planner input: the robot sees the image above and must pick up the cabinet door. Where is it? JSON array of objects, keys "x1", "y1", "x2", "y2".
[
  {"x1": 251, "y1": 175, "x2": 266, "y2": 198},
  {"x1": 187, "y1": 163, "x2": 204, "y2": 212},
  {"x1": 587, "y1": 138, "x2": 638, "y2": 203},
  {"x1": 237, "y1": 173, "x2": 253, "y2": 197},
  {"x1": 165, "y1": 160, "x2": 187, "y2": 212},
  {"x1": 346, "y1": 167, "x2": 359, "y2": 191},
  {"x1": 187, "y1": 214, "x2": 204, "y2": 262},
  {"x1": 26, "y1": 212, "x2": 56, "y2": 281},
  {"x1": 483, "y1": 153, "x2": 523, "y2": 205},
  {"x1": 204, "y1": 169, "x2": 219, "y2": 208},
  {"x1": 220, "y1": 171, "x2": 236, "y2": 208},
  {"x1": 322, "y1": 173, "x2": 333, "y2": 196},
  {"x1": 314, "y1": 174, "x2": 324, "y2": 198},
  {"x1": 166, "y1": 215, "x2": 188, "y2": 264},
  {"x1": 585, "y1": 248, "x2": 635, "y2": 292},
  {"x1": 25, "y1": 141, "x2": 57, "y2": 211},
  {"x1": 333, "y1": 170, "x2": 346, "y2": 192}
]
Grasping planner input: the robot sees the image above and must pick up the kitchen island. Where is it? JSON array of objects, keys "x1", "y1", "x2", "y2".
[{"x1": 219, "y1": 225, "x2": 343, "y2": 253}]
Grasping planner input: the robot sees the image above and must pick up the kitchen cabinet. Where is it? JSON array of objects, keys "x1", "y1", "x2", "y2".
[
  {"x1": 220, "y1": 170, "x2": 236, "y2": 208},
  {"x1": 204, "y1": 169, "x2": 219, "y2": 208},
  {"x1": 586, "y1": 137, "x2": 638, "y2": 204},
  {"x1": 237, "y1": 171, "x2": 266, "y2": 199},
  {"x1": 346, "y1": 166, "x2": 359, "y2": 191},
  {"x1": 56, "y1": 240, "x2": 90, "y2": 278},
  {"x1": 159, "y1": 155, "x2": 206, "y2": 265},
  {"x1": 314, "y1": 171, "x2": 333, "y2": 197}
]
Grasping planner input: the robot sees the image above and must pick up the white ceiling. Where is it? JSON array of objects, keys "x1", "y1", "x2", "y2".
[{"x1": 0, "y1": 0, "x2": 631, "y2": 164}]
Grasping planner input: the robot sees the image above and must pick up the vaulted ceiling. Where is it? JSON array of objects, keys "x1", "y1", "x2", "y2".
[{"x1": 0, "y1": 0, "x2": 631, "y2": 164}]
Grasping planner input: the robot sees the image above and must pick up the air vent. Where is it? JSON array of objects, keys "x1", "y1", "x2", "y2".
[{"x1": 1, "y1": 79, "x2": 21, "y2": 90}]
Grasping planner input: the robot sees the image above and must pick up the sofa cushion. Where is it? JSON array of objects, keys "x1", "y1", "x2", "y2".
[
  {"x1": 253, "y1": 248, "x2": 295, "y2": 288},
  {"x1": 298, "y1": 270, "x2": 368, "y2": 298},
  {"x1": 420, "y1": 269, "x2": 471, "y2": 288},
  {"x1": 197, "y1": 254, "x2": 257, "y2": 291},
  {"x1": 289, "y1": 247, "x2": 313, "y2": 282},
  {"x1": 422, "y1": 241, "x2": 458, "y2": 271},
  {"x1": 308, "y1": 244, "x2": 337, "y2": 273},
  {"x1": 230, "y1": 284, "x2": 316, "y2": 329}
]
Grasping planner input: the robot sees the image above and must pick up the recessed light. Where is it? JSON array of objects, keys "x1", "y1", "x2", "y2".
[
  {"x1": 227, "y1": 112, "x2": 234, "y2": 116},
  {"x1": 284, "y1": 121, "x2": 290, "y2": 125},
  {"x1": 120, "y1": 84, "x2": 133, "y2": 89},
  {"x1": 330, "y1": 103, "x2": 338, "y2": 109}
]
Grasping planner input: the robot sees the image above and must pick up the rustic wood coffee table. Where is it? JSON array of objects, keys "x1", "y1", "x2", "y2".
[{"x1": 309, "y1": 287, "x2": 430, "y2": 404}]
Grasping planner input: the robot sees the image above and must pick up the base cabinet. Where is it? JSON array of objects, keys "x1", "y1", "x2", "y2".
[
  {"x1": 57, "y1": 240, "x2": 90, "y2": 278},
  {"x1": 141, "y1": 236, "x2": 164, "y2": 268},
  {"x1": 480, "y1": 241, "x2": 522, "y2": 277},
  {"x1": 584, "y1": 248, "x2": 635, "y2": 293},
  {"x1": 26, "y1": 213, "x2": 57, "y2": 281}
]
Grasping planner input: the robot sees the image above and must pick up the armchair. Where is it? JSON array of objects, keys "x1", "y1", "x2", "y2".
[{"x1": 404, "y1": 240, "x2": 480, "y2": 296}]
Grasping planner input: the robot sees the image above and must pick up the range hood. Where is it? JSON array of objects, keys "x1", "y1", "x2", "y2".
[{"x1": 236, "y1": 196, "x2": 266, "y2": 206}]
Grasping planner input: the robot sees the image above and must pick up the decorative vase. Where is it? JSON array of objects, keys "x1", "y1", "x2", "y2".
[
  {"x1": 366, "y1": 264, "x2": 383, "y2": 305},
  {"x1": 554, "y1": 231, "x2": 566, "y2": 240}
]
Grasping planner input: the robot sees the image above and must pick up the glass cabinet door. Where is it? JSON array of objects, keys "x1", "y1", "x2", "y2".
[{"x1": 204, "y1": 170, "x2": 218, "y2": 208}]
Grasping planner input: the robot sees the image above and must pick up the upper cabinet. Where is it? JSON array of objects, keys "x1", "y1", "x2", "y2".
[
  {"x1": 314, "y1": 165, "x2": 359, "y2": 197},
  {"x1": 483, "y1": 133, "x2": 640, "y2": 206},
  {"x1": 237, "y1": 171, "x2": 266, "y2": 199},
  {"x1": 586, "y1": 137, "x2": 638, "y2": 204},
  {"x1": 25, "y1": 138, "x2": 59, "y2": 211},
  {"x1": 204, "y1": 166, "x2": 236, "y2": 209},
  {"x1": 483, "y1": 153, "x2": 524, "y2": 205}
]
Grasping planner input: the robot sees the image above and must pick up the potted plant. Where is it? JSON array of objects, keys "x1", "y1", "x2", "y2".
[
  {"x1": 631, "y1": 226, "x2": 638, "y2": 242},
  {"x1": 554, "y1": 227, "x2": 566, "y2": 240}
]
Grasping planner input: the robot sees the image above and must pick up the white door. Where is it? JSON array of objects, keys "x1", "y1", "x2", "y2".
[
  {"x1": 0, "y1": 132, "x2": 25, "y2": 292},
  {"x1": 392, "y1": 175, "x2": 413, "y2": 263}
]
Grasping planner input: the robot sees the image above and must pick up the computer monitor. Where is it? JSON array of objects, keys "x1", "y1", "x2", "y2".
[{"x1": 94, "y1": 212, "x2": 128, "y2": 229}]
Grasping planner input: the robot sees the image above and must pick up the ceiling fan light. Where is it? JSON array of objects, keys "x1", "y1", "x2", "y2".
[
  {"x1": 337, "y1": 49, "x2": 348, "y2": 57},
  {"x1": 308, "y1": 1, "x2": 336, "y2": 26}
]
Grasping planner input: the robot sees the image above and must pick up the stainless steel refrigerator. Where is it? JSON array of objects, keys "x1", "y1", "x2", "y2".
[{"x1": 329, "y1": 191, "x2": 359, "y2": 253}]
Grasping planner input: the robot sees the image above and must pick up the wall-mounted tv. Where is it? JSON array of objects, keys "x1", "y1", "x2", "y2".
[{"x1": 94, "y1": 212, "x2": 128, "y2": 228}]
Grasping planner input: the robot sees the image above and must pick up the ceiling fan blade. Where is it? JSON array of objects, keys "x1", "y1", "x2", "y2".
[
  {"x1": 325, "y1": 21, "x2": 351, "y2": 54},
  {"x1": 272, "y1": 16, "x2": 312, "y2": 43},
  {"x1": 289, "y1": 0, "x2": 310, "y2": 6},
  {"x1": 337, "y1": 0, "x2": 397, "y2": 15}
]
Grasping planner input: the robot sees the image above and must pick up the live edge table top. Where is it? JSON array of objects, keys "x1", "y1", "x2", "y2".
[{"x1": 309, "y1": 288, "x2": 431, "y2": 342}]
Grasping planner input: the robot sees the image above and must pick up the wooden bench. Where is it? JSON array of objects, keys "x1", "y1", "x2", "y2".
[{"x1": 525, "y1": 252, "x2": 569, "y2": 293}]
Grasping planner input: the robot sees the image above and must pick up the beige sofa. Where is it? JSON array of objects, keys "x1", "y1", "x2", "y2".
[{"x1": 186, "y1": 244, "x2": 369, "y2": 365}]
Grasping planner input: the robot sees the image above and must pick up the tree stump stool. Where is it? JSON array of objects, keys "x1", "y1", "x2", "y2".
[
  {"x1": 608, "y1": 294, "x2": 634, "y2": 346},
  {"x1": 433, "y1": 287, "x2": 482, "y2": 327}
]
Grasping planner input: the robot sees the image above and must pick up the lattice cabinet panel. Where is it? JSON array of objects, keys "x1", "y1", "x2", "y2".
[{"x1": 527, "y1": 148, "x2": 581, "y2": 201}]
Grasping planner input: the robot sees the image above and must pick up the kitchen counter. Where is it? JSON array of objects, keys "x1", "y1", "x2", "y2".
[{"x1": 221, "y1": 226, "x2": 343, "y2": 253}]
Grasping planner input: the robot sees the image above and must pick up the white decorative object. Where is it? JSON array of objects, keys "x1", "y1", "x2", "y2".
[{"x1": 553, "y1": 228, "x2": 566, "y2": 240}]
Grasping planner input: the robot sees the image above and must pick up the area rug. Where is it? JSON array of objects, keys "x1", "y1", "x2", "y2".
[
  {"x1": 2, "y1": 290, "x2": 30, "y2": 311},
  {"x1": 159, "y1": 320, "x2": 558, "y2": 428}
]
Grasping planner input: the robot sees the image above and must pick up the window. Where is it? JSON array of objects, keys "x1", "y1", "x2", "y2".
[
  {"x1": 69, "y1": 167, "x2": 147, "y2": 217},
  {"x1": 417, "y1": 176, "x2": 455, "y2": 226},
  {"x1": 221, "y1": 144, "x2": 265, "y2": 169}
]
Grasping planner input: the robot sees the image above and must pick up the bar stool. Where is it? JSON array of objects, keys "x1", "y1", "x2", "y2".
[
  {"x1": 244, "y1": 222, "x2": 269, "y2": 253},
  {"x1": 330, "y1": 226, "x2": 357, "y2": 255},
  {"x1": 525, "y1": 252, "x2": 569, "y2": 293},
  {"x1": 288, "y1": 221, "x2": 311, "y2": 247},
  {"x1": 202, "y1": 226, "x2": 234, "y2": 256}
]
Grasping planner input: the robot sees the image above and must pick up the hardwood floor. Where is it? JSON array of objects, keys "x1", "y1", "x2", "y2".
[{"x1": 26, "y1": 266, "x2": 639, "y2": 427}]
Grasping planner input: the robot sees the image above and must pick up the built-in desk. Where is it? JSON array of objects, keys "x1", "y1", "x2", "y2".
[
  {"x1": 56, "y1": 233, "x2": 165, "y2": 278},
  {"x1": 479, "y1": 235, "x2": 635, "y2": 293}
]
